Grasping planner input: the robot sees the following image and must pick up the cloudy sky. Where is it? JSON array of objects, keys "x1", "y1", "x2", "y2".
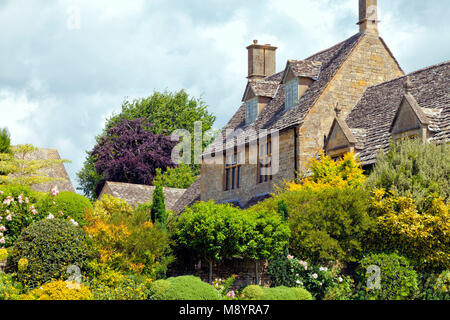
[{"x1": 1, "y1": 0, "x2": 449, "y2": 192}]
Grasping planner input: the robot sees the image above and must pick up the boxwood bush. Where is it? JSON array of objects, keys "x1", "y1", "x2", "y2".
[
  {"x1": 6, "y1": 219, "x2": 92, "y2": 289},
  {"x1": 242, "y1": 285, "x2": 313, "y2": 300},
  {"x1": 37, "y1": 191, "x2": 93, "y2": 226},
  {"x1": 148, "y1": 276, "x2": 220, "y2": 300}
]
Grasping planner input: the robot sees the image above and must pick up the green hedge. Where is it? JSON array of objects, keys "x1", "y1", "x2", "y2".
[
  {"x1": 242, "y1": 285, "x2": 313, "y2": 300},
  {"x1": 148, "y1": 276, "x2": 220, "y2": 300},
  {"x1": 37, "y1": 191, "x2": 93, "y2": 226},
  {"x1": 6, "y1": 219, "x2": 92, "y2": 288}
]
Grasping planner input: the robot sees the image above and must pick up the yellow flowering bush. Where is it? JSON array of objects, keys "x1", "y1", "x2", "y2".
[
  {"x1": 21, "y1": 280, "x2": 93, "y2": 300},
  {"x1": 0, "y1": 272, "x2": 21, "y2": 300},
  {"x1": 18, "y1": 258, "x2": 28, "y2": 273},
  {"x1": 0, "y1": 248, "x2": 8, "y2": 261},
  {"x1": 367, "y1": 189, "x2": 450, "y2": 270},
  {"x1": 83, "y1": 195, "x2": 173, "y2": 278},
  {"x1": 286, "y1": 152, "x2": 365, "y2": 192}
]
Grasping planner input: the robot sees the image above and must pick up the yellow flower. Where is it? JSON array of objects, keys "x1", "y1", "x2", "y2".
[{"x1": 18, "y1": 258, "x2": 29, "y2": 273}]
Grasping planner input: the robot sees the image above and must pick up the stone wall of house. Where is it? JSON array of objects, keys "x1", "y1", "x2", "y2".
[
  {"x1": 168, "y1": 258, "x2": 271, "y2": 289},
  {"x1": 297, "y1": 32, "x2": 404, "y2": 172},
  {"x1": 200, "y1": 129, "x2": 296, "y2": 206}
]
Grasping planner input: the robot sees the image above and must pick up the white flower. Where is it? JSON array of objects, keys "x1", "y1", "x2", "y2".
[
  {"x1": 0, "y1": 238, "x2": 5, "y2": 244},
  {"x1": 0, "y1": 226, "x2": 5, "y2": 232},
  {"x1": 312, "y1": 273, "x2": 318, "y2": 279},
  {"x1": 296, "y1": 280, "x2": 303, "y2": 285},
  {"x1": 51, "y1": 186, "x2": 59, "y2": 197},
  {"x1": 6, "y1": 215, "x2": 12, "y2": 221},
  {"x1": 70, "y1": 219, "x2": 79, "y2": 227},
  {"x1": 287, "y1": 255, "x2": 294, "y2": 260},
  {"x1": 46, "y1": 213, "x2": 55, "y2": 220},
  {"x1": 338, "y1": 277, "x2": 343, "y2": 283}
]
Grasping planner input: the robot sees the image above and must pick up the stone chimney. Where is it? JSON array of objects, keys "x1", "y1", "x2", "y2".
[
  {"x1": 357, "y1": 0, "x2": 379, "y2": 34},
  {"x1": 246, "y1": 40, "x2": 277, "y2": 80}
]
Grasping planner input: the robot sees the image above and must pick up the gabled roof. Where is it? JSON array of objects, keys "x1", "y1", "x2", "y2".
[
  {"x1": 171, "y1": 177, "x2": 201, "y2": 214},
  {"x1": 205, "y1": 33, "x2": 365, "y2": 155},
  {"x1": 242, "y1": 80, "x2": 279, "y2": 101},
  {"x1": 98, "y1": 181, "x2": 186, "y2": 210},
  {"x1": 346, "y1": 61, "x2": 450, "y2": 164},
  {"x1": 282, "y1": 60, "x2": 322, "y2": 82},
  {"x1": 389, "y1": 93, "x2": 430, "y2": 133},
  {"x1": 24, "y1": 148, "x2": 75, "y2": 193}
]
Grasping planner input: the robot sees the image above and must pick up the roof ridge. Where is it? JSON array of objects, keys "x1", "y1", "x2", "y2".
[
  {"x1": 366, "y1": 60, "x2": 450, "y2": 90},
  {"x1": 305, "y1": 33, "x2": 361, "y2": 61}
]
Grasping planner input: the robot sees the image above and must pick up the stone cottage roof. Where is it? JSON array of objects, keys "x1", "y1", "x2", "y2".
[
  {"x1": 98, "y1": 181, "x2": 186, "y2": 211},
  {"x1": 284, "y1": 60, "x2": 322, "y2": 80},
  {"x1": 171, "y1": 177, "x2": 201, "y2": 214},
  {"x1": 205, "y1": 32, "x2": 367, "y2": 155},
  {"x1": 23, "y1": 148, "x2": 75, "y2": 193},
  {"x1": 242, "y1": 80, "x2": 280, "y2": 101},
  {"x1": 346, "y1": 61, "x2": 450, "y2": 164}
]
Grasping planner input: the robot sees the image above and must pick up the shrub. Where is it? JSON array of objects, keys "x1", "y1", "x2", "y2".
[
  {"x1": 153, "y1": 163, "x2": 199, "y2": 189},
  {"x1": 0, "y1": 186, "x2": 45, "y2": 247},
  {"x1": 242, "y1": 285, "x2": 313, "y2": 300},
  {"x1": 0, "y1": 128, "x2": 11, "y2": 155},
  {"x1": 0, "y1": 248, "x2": 7, "y2": 261},
  {"x1": 83, "y1": 195, "x2": 173, "y2": 278},
  {"x1": 175, "y1": 201, "x2": 290, "y2": 271},
  {"x1": 242, "y1": 285, "x2": 264, "y2": 300},
  {"x1": 251, "y1": 187, "x2": 373, "y2": 264},
  {"x1": 357, "y1": 253, "x2": 418, "y2": 300},
  {"x1": 21, "y1": 280, "x2": 93, "y2": 300},
  {"x1": 7, "y1": 219, "x2": 92, "y2": 289},
  {"x1": 151, "y1": 185, "x2": 166, "y2": 225},
  {"x1": 366, "y1": 190, "x2": 450, "y2": 271},
  {"x1": 268, "y1": 254, "x2": 351, "y2": 299},
  {"x1": 148, "y1": 276, "x2": 220, "y2": 300},
  {"x1": 0, "y1": 272, "x2": 22, "y2": 300},
  {"x1": 37, "y1": 191, "x2": 93, "y2": 226},
  {"x1": 366, "y1": 139, "x2": 449, "y2": 211}
]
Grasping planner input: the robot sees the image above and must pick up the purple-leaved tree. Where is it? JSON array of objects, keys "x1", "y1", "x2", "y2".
[{"x1": 92, "y1": 118, "x2": 177, "y2": 191}]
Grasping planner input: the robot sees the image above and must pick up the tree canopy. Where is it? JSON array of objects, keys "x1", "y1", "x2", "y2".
[{"x1": 91, "y1": 118, "x2": 177, "y2": 187}]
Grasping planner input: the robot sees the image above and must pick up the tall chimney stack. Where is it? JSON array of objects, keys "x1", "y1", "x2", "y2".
[
  {"x1": 246, "y1": 40, "x2": 277, "y2": 80},
  {"x1": 358, "y1": 0, "x2": 379, "y2": 34}
]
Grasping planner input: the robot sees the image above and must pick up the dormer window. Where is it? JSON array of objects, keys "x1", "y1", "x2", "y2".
[
  {"x1": 246, "y1": 98, "x2": 258, "y2": 124},
  {"x1": 285, "y1": 78, "x2": 299, "y2": 109}
]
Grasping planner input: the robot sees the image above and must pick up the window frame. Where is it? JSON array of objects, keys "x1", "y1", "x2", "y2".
[
  {"x1": 245, "y1": 98, "x2": 259, "y2": 124},
  {"x1": 285, "y1": 78, "x2": 299, "y2": 109},
  {"x1": 258, "y1": 139, "x2": 273, "y2": 184},
  {"x1": 224, "y1": 150, "x2": 243, "y2": 191}
]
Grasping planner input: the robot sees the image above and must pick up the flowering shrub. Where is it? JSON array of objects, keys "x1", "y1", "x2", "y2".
[
  {"x1": 366, "y1": 189, "x2": 450, "y2": 270},
  {"x1": 83, "y1": 195, "x2": 173, "y2": 278},
  {"x1": 7, "y1": 219, "x2": 92, "y2": 289},
  {"x1": 0, "y1": 248, "x2": 7, "y2": 261},
  {"x1": 212, "y1": 275, "x2": 238, "y2": 299},
  {"x1": 268, "y1": 254, "x2": 351, "y2": 300},
  {"x1": 285, "y1": 152, "x2": 365, "y2": 192},
  {"x1": 21, "y1": 280, "x2": 93, "y2": 300},
  {"x1": 0, "y1": 187, "x2": 46, "y2": 247},
  {"x1": 0, "y1": 272, "x2": 22, "y2": 300}
]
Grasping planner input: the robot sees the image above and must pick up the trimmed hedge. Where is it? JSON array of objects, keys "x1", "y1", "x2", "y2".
[
  {"x1": 6, "y1": 219, "x2": 92, "y2": 288},
  {"x1": 37, "y1": 191, "x2": 93, "y2": 226},
  {"x1": 148, "y1": 276, "x2": 220, "y2": 300},
  {"x1": 242, "y1": 285, "x2": 313, "y2": 300}
]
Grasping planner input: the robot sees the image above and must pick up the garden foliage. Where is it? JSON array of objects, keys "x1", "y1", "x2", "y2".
[{"x1": 148, "y1": 276, "x2": 220, "y2": 300}]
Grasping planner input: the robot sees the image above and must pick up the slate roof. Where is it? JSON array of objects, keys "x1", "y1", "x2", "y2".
[
  {"x1": 243, "y1": 80, "x2": 280, "y2": 101},
  {"x1": 205, "y1": 32, "x2": 365, "y2": 155},
  {"x1": 22, "y1": 148, "x2": 75, "y2": 193},
  {"x1": 98, "y1": 181, "x2": 186, "y2": 211},
  {"x1": 346, "y1": 61, "x2": 450, "y2": 164},
  {"x1": 285, "y1": 60, "x2": 322, "y2": 80},
  {"x1": 171, "y1": 177, "x2": 201, "y2": 214}
]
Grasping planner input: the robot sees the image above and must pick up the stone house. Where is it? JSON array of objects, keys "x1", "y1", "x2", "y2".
[{"x1": 172, "y1": 0, "x2": 448, "y2": 213}]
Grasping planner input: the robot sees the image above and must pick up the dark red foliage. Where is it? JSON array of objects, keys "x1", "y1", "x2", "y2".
[{"x1": 92, "y1": 118, "x2": 177, "y2": 186}]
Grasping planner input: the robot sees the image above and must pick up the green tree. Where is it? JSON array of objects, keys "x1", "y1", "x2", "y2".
[
  {"x1": 151, "y1": 185, "x2": 166, "y2": 225},
  {"x1": 0, "y1": 144, "x2": 70, "y2": 187},
  {"x1": 0, "y1": 128, "x2": 11, "y2": 155},
  {"x1": 77, "y1": 89, "x2": 216, "y2": 199},
  {"x1": 152, "y1": 163, "x2": 199, "y2": 189},
  {"x1": 366, "y1": 139, "x2": 449, "y2": 210}
]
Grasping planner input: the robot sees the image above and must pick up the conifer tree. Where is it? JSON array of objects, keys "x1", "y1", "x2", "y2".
[{"x1": 151, "y1": 185, "x2": 166, "y2": 226}]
